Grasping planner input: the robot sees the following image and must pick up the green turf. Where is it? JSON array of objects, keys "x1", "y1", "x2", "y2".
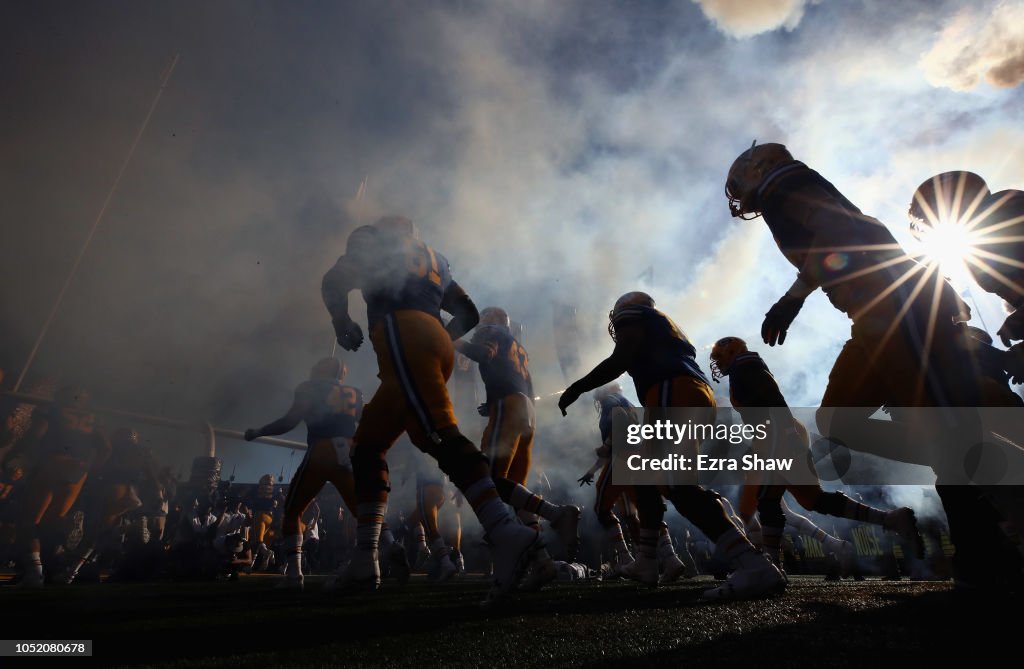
[{"x1": 0, "y1": 575, "x2": 1016, "y2": 668}]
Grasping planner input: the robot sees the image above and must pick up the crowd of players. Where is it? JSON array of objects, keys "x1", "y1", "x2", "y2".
[{"x1": 2, "y1": 144, "x2": 1023, "y2": 607}]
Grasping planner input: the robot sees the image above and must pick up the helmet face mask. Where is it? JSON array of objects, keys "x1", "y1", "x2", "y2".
[
  {"x1": 709, "y1": 336, "x2": 748, "y2": 382},
  {"x1": 608, "y1": 292, "x2": 655, "y2": 341},
  {"x1": 725, "y1": 141, "x2": 793, "y2": 220}
]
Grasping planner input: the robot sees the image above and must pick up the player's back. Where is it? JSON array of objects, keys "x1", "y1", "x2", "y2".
[
  {"x1": 614, "y1": 305, "x2": 709, "y2": 395},
  {"x1": 728, "y1": 352, "x2": 798, "y2": 427},
  {"x1": 299, "y1": 379, "x2": 362, "y2": 443},
  {"x1": 359, "y1": 236, "x2": 453, "y2": 330},
  {"x1": 472, "y1": 325, "x2": 533, "y2": 402}
]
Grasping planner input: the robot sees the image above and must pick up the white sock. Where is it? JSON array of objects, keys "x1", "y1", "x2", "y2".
[{"x1": 284, "y1": 534, "x2": 303, "y2": 578}]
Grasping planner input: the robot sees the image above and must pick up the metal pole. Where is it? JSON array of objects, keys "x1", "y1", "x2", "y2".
[{"x1": 0, "y1": 391, "x2": 306, "y2": 453}]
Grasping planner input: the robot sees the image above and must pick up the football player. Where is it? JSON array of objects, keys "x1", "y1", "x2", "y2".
[
  {"x1": 15, "y1": 386, "x2": 110, "y2": 587},
  {"x1": 245, "y1": 356, "x2": 363, "y2": 589},
  {"x1": 321, "y1": 216, "x2": 539, "y2": 603},
  {"x1": 455, "y1": 306, "x2": 581, "y2": 590},
  {"x1": 909, "y1": 171, "x2": 1024, "y2": 347},
  {"x1": 580, "y1": 382, "x2": 689, "y2": 581},
  {"x1": 245, "y1": 473, "x2": 279, "y2": 571},
  {"x1": 59, "y1": 427, "x2": 154, "y2": 584},
  {"x1": 710, "y1": 336, "x2": 922, "y2": 567},
  {"x1": 406, "y1": 470, "x2": 457, "y2": 582},
  {"x1": 726, "y1": 143, "x2": 1020, "y2": 586},
  {"x1": 558, "y1": 292, "x2": 785, "y2": 600}
]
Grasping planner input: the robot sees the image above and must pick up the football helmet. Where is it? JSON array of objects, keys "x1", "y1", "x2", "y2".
[
  {"x1": 608, "y1": 291, "x2": 655, "y2": 341},
  {"x1": 480, "y1": 306, "x2": 511, "y2": 330},
  {"x1": 592, "y1": 381, "x2": 623, "y2": 413},
  {"x1": 710, "y1": 336, "x2": 748, "y2": 382},
  {"x1": 725, "y1": 141, "x2": 794, "y2": 219},
  {"x1": 908, "y1": 171, "x2": 989, "y2": 237},
  {"x1": 310, "y1": 356, "x2": 348, "y2": 382},
  {"x1": 258, "y1": 474, "x2": 275, "y2": 497},
  {"x1": 345, "y1": 225, "x2": 378, "y2": 256}
]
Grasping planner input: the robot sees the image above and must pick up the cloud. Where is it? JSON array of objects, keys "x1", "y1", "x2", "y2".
[
  {"x1": 691, "y1": 0, "x2": 820, "y2": 38},
  {"x1": 920, "y1": 1, "x2": 1024, "y2": 91}
]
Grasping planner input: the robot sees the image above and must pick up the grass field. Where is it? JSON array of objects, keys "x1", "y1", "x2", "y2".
[{"x1": 0, "y1": 573, "x2": 1018, "y2": 668}]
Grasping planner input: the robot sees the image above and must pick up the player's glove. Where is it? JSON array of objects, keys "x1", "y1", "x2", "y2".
[
  {"x1": 578, "y1": 473, "x2": 594, "y2": 487},
  {"x1": 997, "y1": 309, "x2": 1024, "y2": 347},
  {"x1": 558, "y1": 385, "x2": 582, "y2": 416},
  {"x1": 761, "y1": 294, "x2": 806, "y2": 346},
  {"x1": 333, "y1": 316, "x2": 364, "y2": 351},
  {"x1": 244, "y1": 429, "x2": 260, "y2": 441},
  {"x1": 477, "y1": 402, "x2": 490, "y2": 417}
]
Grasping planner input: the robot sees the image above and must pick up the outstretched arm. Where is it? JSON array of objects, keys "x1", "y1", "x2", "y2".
[
  {"x1": 441, "y1": 280, "x2": 479, "y2": 341},
  {"x1": 245, "y1": 392, "x2": 311, "y2": 440},
  {"x1": 454, "y1": 331, "x2": 497, "y2": 363},
  {"x1": 558, "y1": 325, "x2": 639, "y2": 415}
]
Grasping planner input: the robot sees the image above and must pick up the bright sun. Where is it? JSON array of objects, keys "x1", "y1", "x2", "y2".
[{"x1": 913, "y1": 217, "x2": 979, "y2": 285}]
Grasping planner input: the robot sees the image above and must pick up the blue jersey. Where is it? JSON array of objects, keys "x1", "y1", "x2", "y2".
[
  {"x1": 296, "y1": 380, "x2": 363, "y2": 444},
  {"x1": 598, "y1": 393, "x2": 635, "y2": 444},
  {"x1": 611, "y1": 305, "x2": 710, "y2": 398},
  {"x1": 360, "y1": 237, "x2": 455, "y2": 330},
  {"x1": 471, "y1": 325, "x2": 533, "y2": 403}
]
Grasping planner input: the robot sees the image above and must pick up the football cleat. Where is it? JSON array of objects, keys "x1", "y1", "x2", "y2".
[
  {"x1": 325, "y1": 549, "x2": 381, "y2": 593},
  {"x1": 702, "y1": 559, "x2": 786, "y2": 602},
  {"x1": 482, "y1": 521, "x2": 542, "y2": 607},
  {"x1": 659, "y1": 553, "x2": 689, "y2": 584},
  {"x1": 413, "y1": 544, "x2": 431, "y2": 571},
  {"x1": 550, "y1": 505, "x2": 582, "y2": 561},
  {"x1": 429, "y1": 553, "x2": 458, "y2": 583},
  {"x1": 388, "y1": 543, "x2": 411, "y2": 585},
  {"x1": 619, "y1": 555, "x2": 659, "y2": 588},
  {"x1": 884, "y1": 507, "x2": 925, "y2": 559},
  {"x1": 254, "y1": 544, "x2": 272, "y2": 572},
  {"x1": 452, "y1": 549, "x2": 466, "y2": 576}
]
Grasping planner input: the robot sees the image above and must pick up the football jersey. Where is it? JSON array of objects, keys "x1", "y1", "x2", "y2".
[
  {"x1": 727, "y1": 352, "x2": 796, "y2": 427},
  {"x1": 612, "y1": 305, "x2": 710, "y2": 398},
  {"x1": 471, "y1": 325, "x2": 533, "y2": 403},
  {"x1": 359, "y1": 237, "x2": 455, "y2": 330},
  {"x1": 598, "y1": 393, "x2": 635, "y2": 446},
  {"x1": 296, "y1": 380, "x2": 363, "y2": 443}
]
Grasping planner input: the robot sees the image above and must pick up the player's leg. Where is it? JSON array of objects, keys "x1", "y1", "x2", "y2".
[
  {"x1": 387, "y1": 312, "x2": 538, "y2": 602},
  {"x1": 280, "y1": 442, "x2": 335, "y2": 588},
  {"x1": 654, "y1": 376, "x2": 783, "y2": 600},
  {"x1": 595, "y1": 465, "x2": 633, "y2": 571}
]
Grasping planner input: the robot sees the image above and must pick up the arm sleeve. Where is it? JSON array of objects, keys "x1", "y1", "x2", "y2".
[
  {"x1": 257, "y1": 388, "x2": 312, "y2": 437},
  {"x1": 456, "y1": 329, "x2": 498, "y2": 363},
  {"x1": 321, "y1": 256, "x2": 359, "y2": 321},
  {"x1": 441, "y1": 280, "x2": 479, "y2": 341}
]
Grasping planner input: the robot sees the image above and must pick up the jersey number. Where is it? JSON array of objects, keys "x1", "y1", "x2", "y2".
[
  {"x1": 327, "y1": 386, "x2": 360, "y2": 417},
  {"x1": 508, "y1": 341, "x2": 529, "y2": 380}
]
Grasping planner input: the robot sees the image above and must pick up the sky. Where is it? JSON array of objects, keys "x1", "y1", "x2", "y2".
[{"x1": 2, "y1": 0, "x2": 1023, "y2": 492}]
